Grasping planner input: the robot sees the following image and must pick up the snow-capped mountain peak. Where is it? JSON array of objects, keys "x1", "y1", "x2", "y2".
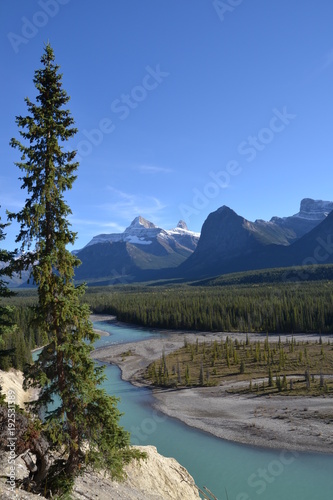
[
  {"x1": 125, "y1": 216, "x2": 157, "y2": 231},
  {"x1": 168, "y1": 220, "x2": 200, "y2": 238},
  {"x1": 176, "y1": 220, "x2": 188, "y2": 230},
  {"x1": 84, "y1": 216, "x2": 200, "y2": 249}
]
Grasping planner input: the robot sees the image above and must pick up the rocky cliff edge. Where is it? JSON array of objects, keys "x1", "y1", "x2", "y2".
[{"x1": 0, "y1": 369, "x2": 200, "y2": 500}]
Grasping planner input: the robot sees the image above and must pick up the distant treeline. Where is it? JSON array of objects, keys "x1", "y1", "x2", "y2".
[
  {"x1": 2, "y1": 267, "x2": 333, "y2": 372},
  {"x1": 0, "y1": 292, "x2": 46, "y2": 371},
  {"x1": 194, "y1": 264, "x2": 333, "y2": 287},
  {"x1": 86, "y1": 280, "x2": 333, "y2": 333}
]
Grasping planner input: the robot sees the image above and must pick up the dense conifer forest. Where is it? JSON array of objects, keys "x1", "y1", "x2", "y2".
[
  {"x1": 86, "y1": 276, "x2": 333, "y2": 334},
  {"x1": 1, "y1": 266, "x2": 332, "y2": 372},
  {"x1": 0, "y1": 295, "x2": 43, "y2": 371}
]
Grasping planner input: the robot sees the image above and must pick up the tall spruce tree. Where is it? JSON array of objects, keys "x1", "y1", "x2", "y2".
[{"x1": 9, "y1": 44, "x2": 143, "y2": 493}]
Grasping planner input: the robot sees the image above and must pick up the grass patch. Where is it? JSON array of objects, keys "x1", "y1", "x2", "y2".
[{"x1": 144, "y1": 335, "x2": 333, "y2": 396}]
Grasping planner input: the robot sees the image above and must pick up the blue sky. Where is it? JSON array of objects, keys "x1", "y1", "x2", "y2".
[{"x1": 1, "y1": 0, "x2": 333, "y2": 251}]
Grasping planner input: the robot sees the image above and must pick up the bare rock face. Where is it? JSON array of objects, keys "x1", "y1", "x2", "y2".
[
  {"x1": 0, "y1": 446, "x2": 200, "y2": 500},
  {"x1": 72, "y1": 445, "x2": 200, "y2": 500},
  {"x1": 125, "y1": 445, "x2": 200, "y2": 499},
  {"x1": 0, "y1": 372, "x2": 200, "y2": 500},
  {"x1": 0, "y1": 369, "x2": 37, "y2": 408},
  {"x1": 296, "y1": 198, "x2": 333, "y2": 220}
]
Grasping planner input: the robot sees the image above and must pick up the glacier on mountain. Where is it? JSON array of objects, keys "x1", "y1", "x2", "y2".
[{"x1": 84, "y1": 217, "x2": 199, "y2": 248}]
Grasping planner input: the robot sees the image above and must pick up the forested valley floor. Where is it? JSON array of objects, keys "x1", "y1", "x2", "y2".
[{"x1": 2, "y1": 265, "x2": 333, "y2": 371}]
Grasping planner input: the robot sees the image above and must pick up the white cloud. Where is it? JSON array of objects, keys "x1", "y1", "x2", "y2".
[
  {"x1": 105, "y1": 186, "x2": 136, "y2": 200},
  {"x1": 69, "y1": 217, "x2": 125, "y2": 233},
  {"x1": 135, "y1": 164, "x2": 173, "y2": 174},
  {"x1": 100, "y1": 187, "x2": 166, "y2": 222}
]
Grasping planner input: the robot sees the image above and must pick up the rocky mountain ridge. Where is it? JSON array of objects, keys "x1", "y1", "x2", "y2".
[
  {"x1": 180, "y1": 199, "x2": 333, "y2": 278},
  {"x1": 81, "y1": 198, "x2": 333, "y2": 251},
  {"x1": 84, "y1": 216, "x2": 199, "y2": 251},
  {"x1": 288, "y1": 198, "x2": 333, "y2": 220},
  {"x1": 265, "y1": 198, "x2": 333, "y2": 242},
  {"x1": 73, "y1": 217, "x2": 200, "y2": 284},
  {"x1": 4, "y1": 198, "x2": 333, "y2": 285}
]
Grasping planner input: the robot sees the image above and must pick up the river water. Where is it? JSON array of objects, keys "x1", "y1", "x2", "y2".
[{"x1": 92, "y1": 320, "x2": 333, "y2": 500}]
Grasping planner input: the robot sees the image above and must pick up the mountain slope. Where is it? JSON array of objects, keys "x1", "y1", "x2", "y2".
[
  {"x1": 84, "y1": 216, "x2": 199, "y2": 251},
  {"x1": 178, "y1": 200, "x2": 333, "y2": 279},
  {"x1": 5, "y1": 199, "x2": 332, "y2": 286},
  {"x1": 179, "y1": 205, "x2": 290, "y2": 278},
  {"x1": 284, "y1": 209, "x2": 333, "y2": 267},
  {"x1": 267, "y1": 198, "x2": 333, "y2": 242},
  {"x1": 74, "y1": 217, "x2": 200, "y2": 283},
  {"x1": 226, "y1": 209, "x2": 333, "y2": 275}
]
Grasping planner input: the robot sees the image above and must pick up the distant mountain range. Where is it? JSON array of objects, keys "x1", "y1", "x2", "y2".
[
  {"x1": 4, "y1": 198, "x2": 333, "y2": 286},
  {"x1": 255, "y1": 198, "x2": 333, "y2": 243},
  {"x1": 179, "y1": 199, "x2": 333, "y2": 279},
  {"x1": 72, "y1": 197, "x2": 333, "y2": 284},
  {"x1": 73, "y1": 217, "x2": 200, "y2": 284}
]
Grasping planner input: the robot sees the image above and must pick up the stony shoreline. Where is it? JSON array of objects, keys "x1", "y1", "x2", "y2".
[
  {"x1": 92, "y1": 328, "x2": 333, "y2": 455},
  {"x1": 91, "y1": 314, "x2": 116, "y2": 336}
]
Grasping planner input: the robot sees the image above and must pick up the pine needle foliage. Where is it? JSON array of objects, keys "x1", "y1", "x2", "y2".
[
  {"x1": 8, "y1": 44, "x2": 144, "y2": 492},
  {"x1": 0, "y1": 216, "x2": 16, "y2": 376}
]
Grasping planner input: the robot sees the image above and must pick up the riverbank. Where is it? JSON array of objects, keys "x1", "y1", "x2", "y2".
[
  {"x1": 92, "y1": 329, "x2": 333, "y2": 455},
  {"x1": 91, "y1": 314, "x2": 116, "y2": 336}
]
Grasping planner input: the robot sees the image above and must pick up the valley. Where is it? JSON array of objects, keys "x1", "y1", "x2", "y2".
[
  {"x1": 91, "y1": 323, "x2": 333, "y2": 455},
  {"x1": 2, "y1": 8, "x2": 333, "y2": 497}
]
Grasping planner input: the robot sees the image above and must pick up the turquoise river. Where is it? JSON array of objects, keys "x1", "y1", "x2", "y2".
[{"x1": 91, "y1": 319, "x2": 333, "y2": 500}]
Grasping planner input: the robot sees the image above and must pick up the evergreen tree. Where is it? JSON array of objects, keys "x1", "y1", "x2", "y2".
[
  {"x1": 199, "y1": 361, "x2": 204, "y2": 385},
  {"x1": 9, "y1": 44, "x2": 143, "y2": 492},
  {"x1": 177, "y1": 360, "x2": 182, "y2": 384},
  {"x1": 185, "y1": 364, "x2": 190, "y2": 385},
  {"x1": 0, "y1": 216, "x2": 16, "y2": 375},
  {"x1": 305, "y1": 369, "x2": 311, "y2": 390}
]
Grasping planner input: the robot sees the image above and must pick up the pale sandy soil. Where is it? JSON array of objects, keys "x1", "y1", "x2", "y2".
[
  {"x1": 0, "y1": 446, "x2": 200, "y2": 500},
  {"x1": 0, "y1": 369, "x2": 38, "y2": 408},
  {"x1": 92, "y1": 330, "x2": 333, "y2": 454}
]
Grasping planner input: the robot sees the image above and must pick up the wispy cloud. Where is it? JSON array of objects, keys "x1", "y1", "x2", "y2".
[
  {"x1": 69, "y1": 217, "x2": 125, "y2": 233},
  {"x1": 105, "y1": 186, "x2": 136, "y2": 200},
  {"x1": 101, "y1": 186, "x2": 166, "y2": 221},
  {"x1": 135, "y1": 164, "x2": 173, "y2": 174}
]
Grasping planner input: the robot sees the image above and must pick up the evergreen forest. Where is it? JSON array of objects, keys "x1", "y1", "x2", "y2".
[{"x1": 85, "y1": 273, "x2": 333, "y2": 334}]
